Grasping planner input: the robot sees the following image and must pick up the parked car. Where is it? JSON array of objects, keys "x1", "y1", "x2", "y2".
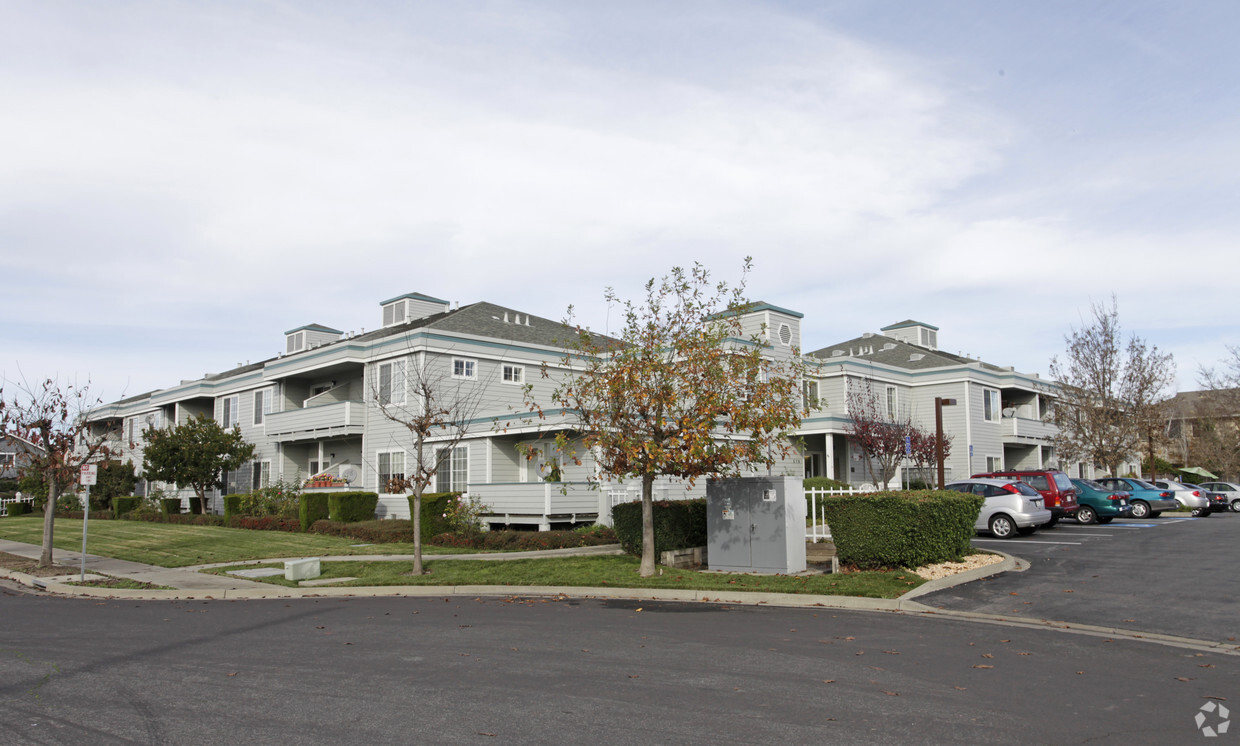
[
  {"x1": 971, "y1": 469, "x2": 1078, "y2": 526},
  {"x1": 1069, "y1": 479, "x2": 1135, "y2": 524},
  {"x1": 1151, "y1": 480, "x2": 1210, "y2": 516},
  {"x1": 1183, "y1": 483, "x2": 1232, "y2": 514},
  {"x1": 944, "y1": 478, "x2": 1052, "y2": 539},
  {"x1": 1197, "y1": 481, "x2": 1240, "y2": 513},
  {"x1": 1094, "y1": 478, "x2": 1179, "y2": 518}
]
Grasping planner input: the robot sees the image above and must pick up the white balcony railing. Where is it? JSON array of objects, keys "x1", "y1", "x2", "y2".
[
  {"x1": 264, "y1": 401, "x2": 364, "y2": 441},
  {"x1": 1001, "y1": 415, "x2": 1055, "y2": 442}
]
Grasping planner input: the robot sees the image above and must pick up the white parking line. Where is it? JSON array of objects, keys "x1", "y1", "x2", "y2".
[
  {"x1": 974, "y1": 539, "x2": 1082, "y2": 545},
  {"x1": 1044, "y1": 531, "x2": 1113, "y2": 537}
]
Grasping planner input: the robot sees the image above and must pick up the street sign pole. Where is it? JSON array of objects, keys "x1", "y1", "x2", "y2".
[{"x1": 79, "y1": 464, "x2": 98, "y2": 582}]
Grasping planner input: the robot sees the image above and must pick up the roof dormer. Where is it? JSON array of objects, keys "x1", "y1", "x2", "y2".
[
  {"x1": 881, "y1": 320, "x2": 939, "y2": 350},
  {"x1": 380, "y1": 292, "x2": 451, "y2": 327},
  {"x1": 285, "y1": 324, "x2": 343, "y2": 354}
]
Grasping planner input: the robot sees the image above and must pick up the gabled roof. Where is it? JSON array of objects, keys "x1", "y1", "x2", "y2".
[
  {"x1": 808, "y1": 333, "x2": 1005, "y2": 372},
  {"x1": 380, "y1": 292, "x2": 450, "y2": 306},
  {"x1": 1165, "y1": 389, "x2": 1240, "y2": 419},
  {"x1": 284, "y1": 323, "x2": 343, "y2": 335},
  {"x1": 881, "y1": 319, "x2": 939, "y2": 332}
]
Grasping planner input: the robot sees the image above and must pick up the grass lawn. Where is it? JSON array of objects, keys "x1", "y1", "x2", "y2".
[
  {"x1": 206, "y1": 555, "x2": 925, "y2": 598},
  {"x1": 0, "y1": 515, "x2": 473, "y2": 568}
]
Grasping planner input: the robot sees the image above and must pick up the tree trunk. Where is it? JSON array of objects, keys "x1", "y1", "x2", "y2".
[
  {"x1": 1147, "y1": 434, "x2": 1157, "y2": 481},
  {"x1": 411, "y1": 489, "x2": 424, "y2": 575},
  {"x1": 40, "y1": 469, "x2": 58, "y2": 567},
  {"x1": 639, "y1": 473, "x2": 656, "y2": 577}
]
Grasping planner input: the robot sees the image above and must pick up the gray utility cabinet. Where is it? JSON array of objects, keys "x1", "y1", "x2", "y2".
[{"x1": 706, "y1": 477, "x2": 806, "y2": 574}]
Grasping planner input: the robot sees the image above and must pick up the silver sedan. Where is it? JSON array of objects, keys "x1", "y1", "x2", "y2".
[{"x1": 945, "y1": 478, "x2": 1053, "y2": 539}]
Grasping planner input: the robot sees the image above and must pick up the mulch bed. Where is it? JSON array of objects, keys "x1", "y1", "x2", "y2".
[{"x1": 0, "y1": 551, "x2": 79, "y2": 577}]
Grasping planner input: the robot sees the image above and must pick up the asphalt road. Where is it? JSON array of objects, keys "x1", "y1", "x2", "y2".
[
  {"x1": 921, "y1": 511, "x2": 1240, "y2": 643},
  {"x1": 2, "y1": 586, "x2": 1237, "y2": 744}
]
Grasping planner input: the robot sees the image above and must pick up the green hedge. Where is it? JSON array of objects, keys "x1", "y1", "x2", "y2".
[
  {"x1": 803, "y1": 477, "x2": 851, "y2": 491},
  {"x1": 611, "y1": 498, "x2": 706, "y2": 557},
  {"x1": 224, "y1": 495, "x2": 243, "y2": 521},
  {"x1": 408, "y1": 492, "x2": 458, "y2": 541},
  {"x1": 188, "y1": 497, "x2": 205, "y2": 515},
  {"x1": 4, "y1": 501, "x2": 32, "y2": 516},
  {"x1": 299, "y1": 493, "x2": 330, "y2": 532},
  {"x1": 327, "y1": 491, "x2": 379, "y2": 524},
  {"x1": 818, "y1": 490, "x2": 982, "y2": 570},
  {"x1": 160, "y1": 498, "x2": 182, "y2": 517},
  {"x1": 113, "y1": 496, "x2": 141, "y2": 517}
]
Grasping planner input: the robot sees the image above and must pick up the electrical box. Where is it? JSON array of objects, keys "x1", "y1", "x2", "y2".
[{"x1": 707, "y1": 476, "x2": 806, "y2": 574}]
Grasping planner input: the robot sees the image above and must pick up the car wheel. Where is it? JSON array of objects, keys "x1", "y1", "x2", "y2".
[
  {"x1": 1150, "y1": 511, "x2": 1162, "y2": 518},
  {"x1": 1130, "y1": 500, "x2": 1151, "y2": 518},
  {"x1": 989, "y1": 514, "x2": 1016, "y2": 539},
  {"x1": 1043, "y1": 514, "x2": 1060, "y2": 528},
  {"x1": 1076, "y1": 505, "x2": 1097, "y2": 525},
  {"x1": 1016, "y1": 526, "x2": 1038, "y2": 536},
  {"x1": 1232, "y1": 499, "x2": 1240, "y2": 513},
  {"x1": 1097, "y1": 517, "x2": 1113, "y2": 524},
  {"x1": 1191, "y1": 507, "x2": 1209, "y2": 517}
]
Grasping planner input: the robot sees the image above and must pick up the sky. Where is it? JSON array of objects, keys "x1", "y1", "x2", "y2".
[{"x1": 2, "y1": 0, "x2": 1237, "y2": 404}]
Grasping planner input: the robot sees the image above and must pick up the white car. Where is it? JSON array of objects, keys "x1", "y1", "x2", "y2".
[
  {"x1": 1151, "y1": 480, "x2": 1210, "y2": 515},
  {"x1": 1197, "y1": 481, "x2": 1240, "y2": 513},
  {"x1": 944, "y1": 478, "x2": 1053, "y2": 539}
]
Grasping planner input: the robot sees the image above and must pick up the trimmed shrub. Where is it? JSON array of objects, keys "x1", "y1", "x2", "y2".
[
  {"x1": 160, "y1": 498, "x2": 182, "y2": 517},
  {"x1": 611, "y1": 498, "x2": 706, "y2": 557},
  {"x1": 5, "y1": 501, "x2": 33, "y2": 516},
  {"x1": 113, "y1": 496, "x2": 141, "y2": 517},
  {"x1": 408, "y1": 492, "x2": 458, "y2": 541},
  {"x1": 226, "y1": 515, "x2": 301, "y2": 532},
  {"x1": 224, "y1": 495, "x2": 243, "y2": 521},
  {"x1": 803, "y1": 477, "x2": 852, "y2": 491},
  {"x1": 188, "y1": 497, "x2": 205, "y2": 515},
  {"x1": 818, "y1": 490, "x2": 982, "y2": 570},
  {"x1": 429, "y1": 526, "x2": 619, "y2": 550},
  {"x1": 299, "y1": 493, "x2": 330, "y2": 532},
  {"x1": 328, "y1": 491, "x2": 379, "y2": 523}
]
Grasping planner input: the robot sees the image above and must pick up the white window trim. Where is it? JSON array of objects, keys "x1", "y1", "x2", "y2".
[
  {"x1": 253, "y1": 388, "x2": 273, "y2": 426},
  {"x1": 502, "y1": 364, "x2": 524, "y2": 385},
  {"x1": 376, "y1": 359, "x2": 407, "y2": 406},
  {"x1": 983, "y1": 389, "x2": 1000, "y2": 423},
  {"x1": 436, "y1": 445, "x2": 470, "y2": 492},
  {"x1": 377, "y1": 449, "x2": 407, "y2": 494},
  {"x1": 221, "y1": 395, "x2": 240, "y2": 429},
  {"x1": 452, "y1": 357, "x2": 477, "y2": 381},
  {"x1": 251, "y1": 459, "x2": 272, "y2": 490},
  {"x1": 885, "y1": 385, "x2": 898, "y2": 421}
]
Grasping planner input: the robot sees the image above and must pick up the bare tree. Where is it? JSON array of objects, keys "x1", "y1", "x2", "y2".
[
  {"x1": 1048, "y1": 298, "x2": 1176, "y2": 477},
  {"x1": 0, "y1": 376, "x2": 111, "y2": 567},
  {"x1": 1195, "y1": 348, "x2": 1240, "y2": 479},
  {"x1": 372, "y1": 354, "x2": 487, "y2": 575}
]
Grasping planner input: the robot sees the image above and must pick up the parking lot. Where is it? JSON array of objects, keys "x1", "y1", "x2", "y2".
[{"x1": 920, "y1": 511, "x2": 1240, "y2": 643}]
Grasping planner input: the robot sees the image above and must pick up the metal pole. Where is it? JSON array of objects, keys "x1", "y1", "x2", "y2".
[
  {"x1": 80, "y1": 484, "x2": 90, "y2": 582},
  {"x1": 935, "y1": 397, "x2": 945, "y2": 490}
]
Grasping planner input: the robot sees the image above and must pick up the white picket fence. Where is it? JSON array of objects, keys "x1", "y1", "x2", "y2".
[{"x1": 806, "y1": 486, "x2": 875, "y2": 541}]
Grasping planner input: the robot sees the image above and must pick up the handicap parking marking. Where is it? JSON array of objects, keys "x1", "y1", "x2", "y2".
[{"x1": 974, "y1": 539, "x2": 1082, "y2": 545}]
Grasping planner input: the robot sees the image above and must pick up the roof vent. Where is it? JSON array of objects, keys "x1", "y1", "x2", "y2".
[
  {"x1": 831, "y1": 350, "x2": 846, "y2": 358},
  {"x1": 861, "y1": 332, "x2": 873, "y2": 339},
  {"x1": 910, "y1": 353, "x2": 925, "y2": 362},
  {"x1": 882, "y1": 343, "x2": 895, "y2": 351}
]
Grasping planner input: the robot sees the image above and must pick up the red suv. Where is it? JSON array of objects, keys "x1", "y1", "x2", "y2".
[{"x1": 971, "y1": 469, "x2": 1079, "y2": 526}]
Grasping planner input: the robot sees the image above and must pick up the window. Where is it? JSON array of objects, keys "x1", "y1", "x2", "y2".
[
  {"x1": 251, "y1": 460, "x2": 271, "y2": 490},
  {"x1": 983, "y1": 389, "x2": 1000, "y2": 422},
  {"x1": 502, "y1": 364, "x2": 524, "y2": 385},
  {"x1": 436, "y1": 446, "x2": 469, "y2": 492},
  {"x1": 919, "y1": 328, "x2": 938, "y2": 348},
  {"x1": 803, "y1": 380, "x2": 820, "y2": 410},
  {"x1": 286, "y1": 332, "x2": 304, "y2": 354},
  {"x1": 377, "y1": 360, "x2": 406, "y2": 405},
  {"x1": 453, "y1": 358, "x2": 476, "y2": 380},
  {"x1": 221, "y1": 396, "x2": 239, "y2": 428},
  {"x1": 986, "y1": 456, "x2": 1002, "y2": 472},
  {"x1": 383, "y1": 301, "x2": 406, "y2": 327},
  {"x1": 253, "y1": 389, "x2": 272, "y2": 425},
  {"x1": 378, "y1": 451, "x2": 405, "y2": 493},
  {"x1": 885, "y1": 385, "x2": 898, "y2": 420},
  {"x1": 126, "y1": 417, "x2": 136, "y2": 444},
  {"x1": 0, "y1": 452, "x2": 14, "y2": 469}
]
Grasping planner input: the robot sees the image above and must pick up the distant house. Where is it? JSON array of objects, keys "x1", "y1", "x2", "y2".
[
  {"x1": 1, "y1": 432, "x2": 45, "y2": 481},
  {"x1": 1161, "y1": 389, "x2": 1240, "y2": 480}
]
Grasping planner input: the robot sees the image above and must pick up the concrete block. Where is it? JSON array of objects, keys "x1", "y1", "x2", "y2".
[{"x1": 284, "y1": 558, "x2": 321, "y2": 581}]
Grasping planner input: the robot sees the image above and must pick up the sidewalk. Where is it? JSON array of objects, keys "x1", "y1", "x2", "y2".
[{"x1": 0, "y1": 537, "x2": 1019, "y2": 611}]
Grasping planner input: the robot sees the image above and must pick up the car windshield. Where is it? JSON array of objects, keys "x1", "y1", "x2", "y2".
[
  {"x1": 1053, "y1": 473, "x2": 1074, "y2": 490},
  {"x1": 1132, "y1": 479, "x2": 1158, "y2": 490}
]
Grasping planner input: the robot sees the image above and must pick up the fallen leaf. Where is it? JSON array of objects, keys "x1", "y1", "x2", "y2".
[
  {"x1": 628, "y1": 675, "x2": 640, "y2": 679},
  {"x1": 227, "y1": 672, "x2": 238, "y2": 677},
  {"x1": 954, "y1": 686, "x2": 967, "y2": 691},
  {"x1": 477, "y1": 732, "x2": 496, "y2": 737},
  {"x1": 1000, "y1": 640, "x2": 1010, "y2": 643},
  {"x1": 1175, "y1": 677, "x2": 1193, "y2": 682},
  {"x1": 981, "y1": 654, "x2": 994, "y2": 659},
  {"x1": 972, "y1": 665, "x2": 993, "y2": 669},
  {"x1": 884, "y1": 650, "x2": 900, "y2": 655},
  {"x1": 883, "y1": 691, "x2": 899, "y2": 696},
  {"x1": 822, "y1": 680, "x2": 835, "y2": 684},
  {"x1": 1205, "y1": 696, "x2": 1228, "y2": 701},
  {"x1": 635, "y1": 608, "x2": 642, "y2": 612},
  {"x1": 1200, "y1": 664, "x2": 1216, "y2": 669},
  {"x1": 1018, "y1": 652, "x2": 1031, "y2": 656},
  {"x1": 1063, "y1": 589, "x2": 1074, "y2": 593},
  {"x1": 1075, "y1": 671, "x2": 1083, "y2": 675}
]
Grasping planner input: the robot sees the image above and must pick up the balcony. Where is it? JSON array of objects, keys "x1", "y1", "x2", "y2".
[
  {"x1": 265, "y1": 401, "x2": 364, "y2": 442},
  {"x1": 1001, "y1": 415, "x2": 1056, "y2": 443},
  {"x1": 469, "y1": 481, "x2": 606, "y2": 530}
]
